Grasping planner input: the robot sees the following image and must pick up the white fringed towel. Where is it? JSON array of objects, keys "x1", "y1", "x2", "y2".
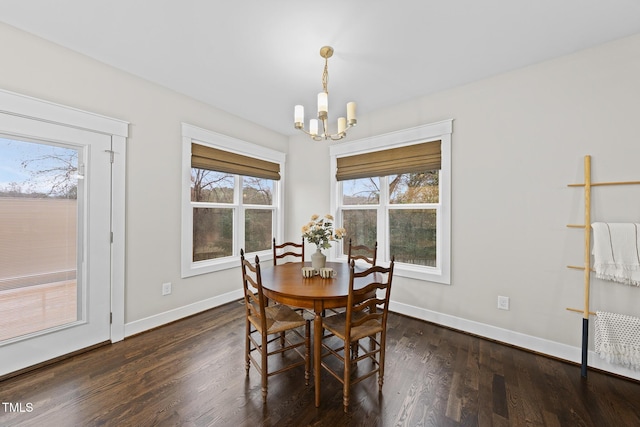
[
  {"x1": 594, "y1": 311, "x2": 640, "y2": 370},
  {"x1": 591, "y1": 222, "x2": 640, "y2": 286}
]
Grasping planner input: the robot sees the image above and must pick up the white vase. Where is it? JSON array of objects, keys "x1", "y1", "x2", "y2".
[{"x1": 311, "y1": 248, "x2": 326, "y2": 270}]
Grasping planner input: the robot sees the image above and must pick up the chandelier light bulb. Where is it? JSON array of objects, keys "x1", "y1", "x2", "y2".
[
  {"x1": 310, "y1": 119, "x2": 319, "y2": 136},
  {"x1": 317, "y1": 92, "x2": 328, "y2": 119},
  {"x1": 294, "y1": 105, "x2": 304, "y2": 128},
  {"x1": 347, "y1": 102, "x2": 357, "y2": 126}
]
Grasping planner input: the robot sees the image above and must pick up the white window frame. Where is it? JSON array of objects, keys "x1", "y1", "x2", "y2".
[
  {"x1": 329, "y1": 120, "x2": 452, "y2": 284},
  {"x1": 181, "y1": 123, "x2": 285, "y2": 277}
]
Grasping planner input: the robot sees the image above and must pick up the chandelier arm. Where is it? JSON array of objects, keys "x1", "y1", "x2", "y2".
[
  {"x1": 295, "y1": 120, "x2": 355, "y2": 141},
  {"x1": 295, "y1": 126, "x2": 324, "y2": 141},
  {"x1": 327, "y1": 122, "x2": 355, "y2": 141}
]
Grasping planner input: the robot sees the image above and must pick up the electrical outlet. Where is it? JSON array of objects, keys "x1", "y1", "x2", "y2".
[
  {"x1": 497, "y1": 295, "x2": 509, "y2": 310},
  {"x1": 162, "y1": 282, "x2": 172, "y2": 296}
]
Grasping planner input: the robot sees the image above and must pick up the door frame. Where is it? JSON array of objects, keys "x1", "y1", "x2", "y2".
[{"x1": 0, "y1": 88, "x2": 128, "y2": 344}]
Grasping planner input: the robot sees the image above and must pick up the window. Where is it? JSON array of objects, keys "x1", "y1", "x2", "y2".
[
  {"x1": 330, "y1": 120, "x2": 452, "y2": 284},
  {"x1": 181, "y1": 124, "x2": 285, "y2": 277},
  {"x1": 191, "y1": 171, "x2": 275, "y2": 261}
]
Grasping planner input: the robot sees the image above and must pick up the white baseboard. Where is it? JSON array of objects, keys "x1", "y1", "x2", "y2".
[
  {"x1": 124, "y1": 289, "x2": 243, "y2": 337},
  {"x1": 389, "y1": 300, "x2": 640, "y2": 382}
]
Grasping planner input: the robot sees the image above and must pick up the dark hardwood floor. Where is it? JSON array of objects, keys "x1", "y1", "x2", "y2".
[{"x1": 1, "y1": 301, "x2": 639, "y2": 426}]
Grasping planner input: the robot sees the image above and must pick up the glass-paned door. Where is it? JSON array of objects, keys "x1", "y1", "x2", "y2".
[
  {"x1": 0, "y1": 138, "x2": 80, "y2": 340},
  {"x1": 0, "y1": 112, "x2": 112, "y2": 375}
]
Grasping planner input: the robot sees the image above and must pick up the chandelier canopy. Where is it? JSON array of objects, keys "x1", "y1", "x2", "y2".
[{"x1": 294, "y1": 46, "x2": 357, "y2": 141}]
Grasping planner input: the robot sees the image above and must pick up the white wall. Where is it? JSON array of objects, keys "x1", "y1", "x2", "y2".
[
  {"x1": 288, "y1": 33, "x2": 640, "y2": 379},
  {"x1": 0, "y1": 22, "x2": 288, "y2": 328},
  {"x1": 3, "y1": 20, "x2": 639, "y2": 379}
]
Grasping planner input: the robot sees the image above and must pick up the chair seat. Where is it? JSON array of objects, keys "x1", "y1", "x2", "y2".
[
  {"x1": 249, "y1": 304, "x2": 307, "y2": 335},
  {"x1": 323, "y1": 311, "x2": 383, "y2": 342}
]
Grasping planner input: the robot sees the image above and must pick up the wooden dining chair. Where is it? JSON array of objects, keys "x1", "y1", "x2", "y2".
[
  {"x1": 273, "y1": 238, "x2": 305, "y2": 265},
  {"x1": 272, "y1": 238, "x2": 309, "y2": 319},
  {"x1": 240, "y1": 249, "x2": 311, "y2": 403},
  {"x1": 320, "y1": 258, "x2": 395, "y2": 412},
  {"x1": 332, "y1": 239, "x2": 378, "y2": 320},
  {"x1": 347, "y1": 238, "x2": 378, "y2": 266}
]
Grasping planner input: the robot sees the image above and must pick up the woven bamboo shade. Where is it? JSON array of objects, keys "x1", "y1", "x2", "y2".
[
  {"x1": 191, "y1": 143, "x2": 280, "y2": 180},
  {"x1": 336, "y1": 140, "x2": 441, "y2": 181}
]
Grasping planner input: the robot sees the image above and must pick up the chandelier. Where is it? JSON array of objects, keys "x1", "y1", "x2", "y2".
[{"x1": 294, "y1": 46, "x2": 357, "y2": 141}]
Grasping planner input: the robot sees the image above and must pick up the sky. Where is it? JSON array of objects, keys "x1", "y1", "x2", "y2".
[
  {"x1": 0, "y1": 137, "x2": 31, "y2": 186},
  {"x1": 0, "y1": 136, "x2": 78, "y2": 194}
]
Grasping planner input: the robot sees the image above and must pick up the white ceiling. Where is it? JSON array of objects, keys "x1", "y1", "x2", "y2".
[{"x1": 2, "y1": 1, "x2": 640, "y2": 136}]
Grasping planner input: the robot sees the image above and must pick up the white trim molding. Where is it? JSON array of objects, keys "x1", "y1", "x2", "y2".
[{"x1": 0, "y1": 88, "x2": 128, "y2": 137}]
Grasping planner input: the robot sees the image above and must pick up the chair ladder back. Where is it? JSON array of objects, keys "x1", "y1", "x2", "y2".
[
  {"x1": 240, "y1": 250, "x2": 267, "y2": 328},
  {"x1": 347, "y1": 239, "x2": 378, "y2": 266},
  {"x1": 273, "y1": 238, "x2": 305, "y2": 265},
  {"x1": 346, "y1": 260, "x2": 394, "y2": 335},
  {"x1": 350, "y1": 290, "x2": 385, "y2": 328}
]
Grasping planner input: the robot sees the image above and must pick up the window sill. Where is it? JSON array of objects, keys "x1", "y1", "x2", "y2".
[
  {"x1": 181, "y1": 251, "x2": 273, "y2": 278},
  {"x1": 335, "y1": 256, "x2": 450, "y2": 285},
  {"x1": 394, "y1": 262, "x2": 450, "y2": 285}
]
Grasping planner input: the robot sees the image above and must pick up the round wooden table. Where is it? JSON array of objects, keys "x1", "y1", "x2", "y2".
[{"x1": 259, "y1": 261, "x2": 368, "y2": 408}]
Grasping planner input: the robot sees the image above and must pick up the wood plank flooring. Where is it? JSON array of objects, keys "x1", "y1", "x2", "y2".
[{"x1": 1, "y1": 301, "x2": 639, "y2": 426}]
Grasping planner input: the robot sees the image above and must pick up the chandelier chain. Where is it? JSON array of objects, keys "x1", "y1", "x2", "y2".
[{"x1": 322, "y1": 58, "x2": 329, "y2": 94}]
